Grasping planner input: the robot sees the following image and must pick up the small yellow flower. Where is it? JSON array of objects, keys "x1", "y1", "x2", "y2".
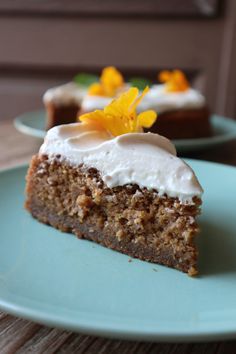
[
  {"x1": 79, "y1": 87, "x2": 157, "y2": 136},
  {"x1": 159, "y1": 70, "x2": 189, "y2": 92},
  {"x1": 87, "y1": 82, "x2": 104, "y2": 96},
  {"x1": 88, "y1": 66, "x2": 124, "y2": 97}
]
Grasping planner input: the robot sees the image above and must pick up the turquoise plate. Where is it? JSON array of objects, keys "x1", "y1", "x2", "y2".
[
  {"x1": 0, "y1": 160, "x2": 236, "y2": 342},
  {"x1": 14, "y1": 110, "x2": 236, "y2": 153}
]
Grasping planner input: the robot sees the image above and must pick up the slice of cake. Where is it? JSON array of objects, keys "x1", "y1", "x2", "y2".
[
  {"x1": 80, "y1": 69, "x2": 211, "y2": 140},
  {"x1": 43, "y1": 82, "x2": 87, "y2": 130},
  {"x1": 140, "y1": 70, "x2": 211, "y2": 139},
  {"x1": 43, "y1": 67, "x2": 125, "y2": 130},
  {"x1": 26, "y1": 88, "x2": 203, "y2": 275}
]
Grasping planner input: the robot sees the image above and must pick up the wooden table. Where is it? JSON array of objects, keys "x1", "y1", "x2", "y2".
[{"x1": 1, "y1": 120, "x2": 236, "y2": 354}]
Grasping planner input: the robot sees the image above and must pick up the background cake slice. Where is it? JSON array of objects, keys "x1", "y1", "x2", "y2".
[
  {"x1": 79, "y1": 69, "x2": 211, "y2": 139},
  {"x1": 43, "y1": 82, "x2": 86, "y2": 130},
  {"x1": 43, "y1": 67, "x2": 125, "y2": 130},
  {"x1": 140, "y1": 70, "x2": 211, "y2": 139},
  {"x1": 43, "y1": 67, "x2": 211, "y2": 139},
  {"x1": 26, "y1": 88, "x2": 203, "y2": 275}
]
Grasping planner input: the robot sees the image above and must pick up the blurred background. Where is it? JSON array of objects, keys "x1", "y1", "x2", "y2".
[{"x1": 0, "y1": 0, "x2": 235, "y2": 122}]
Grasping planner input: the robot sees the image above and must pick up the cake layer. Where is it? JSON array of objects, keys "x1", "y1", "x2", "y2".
[
  {"x1": 40, "y1": 122, "x2": 203, "y2": 202},
  {"x1": 45, "y1": 102, "x2": 79, "y2": 130},
  {"x1": 139, "y1": 84, "x2": 206, "y2": 113},
  {"x1": 25, "y1": 155, "x2": 201, "y2": 275},
  {"x1": 149, "y1": 107, "x2": 211, "y2": 139}
]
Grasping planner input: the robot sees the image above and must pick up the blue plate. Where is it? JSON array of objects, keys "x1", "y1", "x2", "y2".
[
  {"x1": 0, "y1": 160, "x2": 236, "y2": 342},
  {"x1": 14, "y1": 110, "x2": 236, "y2": 153}
]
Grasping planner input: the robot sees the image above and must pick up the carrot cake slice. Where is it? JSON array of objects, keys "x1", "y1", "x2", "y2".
[
  {"x1": 26, "y1": 87, "x2": 203, "y2": 275},
  {"x1": 43, "y1": 82, "x2": 86, "y2": 130},
  {"x1": 140, "y1": 70, "x2": 211, "y2": 139},
  {"x1": 43, "y1": 67, "x2": 125, "y2": 130}
]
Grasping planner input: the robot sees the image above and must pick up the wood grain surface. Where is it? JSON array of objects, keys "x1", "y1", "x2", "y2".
[{"x1": 0, "y1": 120, "x2": 236, "y2": 353}]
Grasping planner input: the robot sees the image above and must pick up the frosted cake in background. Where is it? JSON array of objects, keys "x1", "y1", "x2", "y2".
[{"x1": 43, "y1": 67, "x2": 211, "y2": 139}]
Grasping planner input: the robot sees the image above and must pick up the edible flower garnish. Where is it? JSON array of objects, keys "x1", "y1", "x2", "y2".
[
  {"x1": 88, "y1": 66, "x2": 124, "y2": 97},
  {"x1": 79, "y1": 87, "x2": 157, "y2": 136},
  {"x1": 158, "y1": 70, "x2": 189, "y2": 92}
]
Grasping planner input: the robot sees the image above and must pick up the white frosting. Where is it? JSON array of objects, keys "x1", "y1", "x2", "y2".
[
  {"x1": 43, "y1": 82, "x2": 87, "y2": 106},
  {"x1": 80, "y1": 83, "x2": 130, "y2": 112},
  {"x1": 81, "y1": 95, "x2": 112, "y2": 111},
  {"x1": 39, "y1": 122, "x2": 203, "y2": 202},
  {"x1": 44, "y1": 82, "x2": 205, "y2": 115},
  {"x1": 139, "y1": 84, "x2": 205, "y2": 113},
  {"x1": 80, "y1": 84, "x2": 205, "y2": 113}
]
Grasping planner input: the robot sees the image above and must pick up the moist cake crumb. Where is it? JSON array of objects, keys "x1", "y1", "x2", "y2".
[{"x1": 25, "y1": 155, "x2": 201, "y2": 275}]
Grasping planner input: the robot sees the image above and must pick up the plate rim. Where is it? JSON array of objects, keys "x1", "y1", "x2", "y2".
[
  {"x1": 14, "y1": 110, "x2": 46, "y2": 139},
  {"x1": 1, "y1": 161, "x2": 236, "y2": 342},
  {"x1": 1, "y1": 296, "x2": 236, "y2": 343}
]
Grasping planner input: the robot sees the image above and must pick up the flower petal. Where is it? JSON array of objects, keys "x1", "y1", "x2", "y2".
[
  {"x1": 104, "y1": 87, "x2": 139, "y2": 117},
  {"x1": 79, "y1": 110, "x2": 106, "y2": 124},
  {"x1": 88, "y1": 66, "x2": 124, "y2": 97},
  {"x1": 88, "y1": 83, "x2": 105, "y2": 96},
  {"x1": 80, "y1": 87, "x2": 157, "y2": 136},
  {"x1": 159, "y1": 69, "x2": 189, "y2": 92},
  {"x1": 159, "y1": 70, "x2": 171, "y2": 83},
  {"x1": 101, "y1": 67, "x2": 124, "y2": 89},
  {"x1": 137, "y1": 110, "x2": 157, "y2": 128},
  {"x1": 131, "y1": 86, "x2": 149, "y2": 112}
]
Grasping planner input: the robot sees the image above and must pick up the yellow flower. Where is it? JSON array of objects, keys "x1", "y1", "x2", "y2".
[
  {"x1": 79, "y1": 87, "x2": 157, "y2": 136},
  {"x1": 158, "y1": 70, "x2": 189, "y2": 92},
  {"x1": 87, "y1": 82, "x2": 104, "y2": 96},
  {"x1": 88, "y1": 66, "x2": 124, "y2": 97}
]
